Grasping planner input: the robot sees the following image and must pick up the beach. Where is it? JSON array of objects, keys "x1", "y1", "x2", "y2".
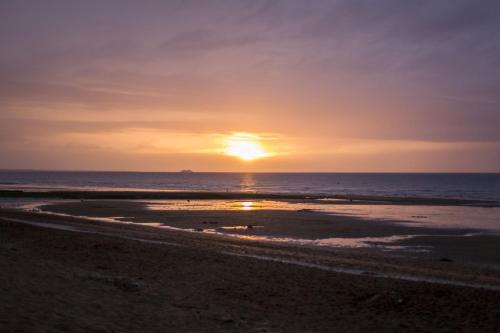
[
  {"x1": 0, "y1": 0, "x2": 500, "y2": 333},
  {"x1": 4, "y1": 0, "x2": 500, "y2": 331},
  {"x1": 35, "y1": 198, "x2": 500, "y2": 263},
  {"x1": 1, "y1": 194, "x2": 500, "y2": 332}
]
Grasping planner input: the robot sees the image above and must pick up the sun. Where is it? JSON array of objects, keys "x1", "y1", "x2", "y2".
[{"x1": 224, "y1": 133, "x2": 270, "y2": 161}]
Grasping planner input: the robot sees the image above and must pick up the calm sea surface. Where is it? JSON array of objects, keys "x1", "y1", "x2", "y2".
[{"x1": 1, "y1": 171, "x2": 500, "y2": 201}]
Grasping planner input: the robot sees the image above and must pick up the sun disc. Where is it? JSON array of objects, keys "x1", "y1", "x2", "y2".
[{"x1": 224, "y1": 134, "x2": 269, "y2": 161}]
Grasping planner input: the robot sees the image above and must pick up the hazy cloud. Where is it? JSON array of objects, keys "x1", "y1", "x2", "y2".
[{"x1": 1, "y1": 0, "x2": 499, "y2": 171}]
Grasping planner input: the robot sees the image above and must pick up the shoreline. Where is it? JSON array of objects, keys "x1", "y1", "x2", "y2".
[
  {"x1": 3, "y1": 196, "x2": 500, "y2": 265},
  {"x1": 0, "y1": 208, "x2": 500, "y2": 287},
  {"x1": 2, "y1": 189, "x2": 500, "y2": 207},
  {"x1": 1, "y1": 208, "x2": 500, "y2": 331},
  {"x1": 2, "y1": 208, "x2": 500, "y2": 288},
  {"x1": 35, "y1": 199, "x2": 500, "y2": 264}
]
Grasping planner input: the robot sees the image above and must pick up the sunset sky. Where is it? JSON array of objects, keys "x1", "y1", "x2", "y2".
[{"x1": 1, "y1": 1, "x2": 500, "y2": 172}]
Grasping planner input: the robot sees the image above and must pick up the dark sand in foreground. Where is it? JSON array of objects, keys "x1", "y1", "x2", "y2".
[{"x1": 1, "y1": 208, "x2": 500, "y2": 332}]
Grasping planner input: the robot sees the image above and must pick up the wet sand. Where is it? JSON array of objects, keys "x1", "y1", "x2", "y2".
[
  {"x1": 1, "y1": 207, "x2": 500, "y2": 332},
  {"x1": 39, "y1": 200, "x2": 500, "y2": 265},
  {"x1": 41, "y1": 200, "x2": 479, "y2": 237}
]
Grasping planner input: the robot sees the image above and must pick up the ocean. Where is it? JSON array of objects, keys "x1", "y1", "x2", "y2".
[{"x1": 1, "y1": 171, "x2": 500, "y2": 201}]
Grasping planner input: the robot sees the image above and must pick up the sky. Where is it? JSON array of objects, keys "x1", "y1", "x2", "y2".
[{"x1": 1, "y1": 0, "x2": 500, "y2": 172}]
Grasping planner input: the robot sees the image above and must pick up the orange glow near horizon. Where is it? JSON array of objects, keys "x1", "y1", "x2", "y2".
[{"x1": 224, "y1": 133, "x2": 271, "y2": 161}]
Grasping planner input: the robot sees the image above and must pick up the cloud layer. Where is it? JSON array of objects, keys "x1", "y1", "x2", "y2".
[{"x1": 1, "y1": 0, "x2": 499, "y2": 171}]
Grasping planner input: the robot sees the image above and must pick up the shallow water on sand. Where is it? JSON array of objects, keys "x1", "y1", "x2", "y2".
[
  {"x1": 109, "y1": 199, "x2": 500, "y2": 250},
  {"x1": 145, "y1": 199, "x2": 500, "y2": 231},
  {"x1": 4, "y1": 198, "x2": 499, "y2": 232},
  {"x1": 3, "y1": 198, "x2": 499, "y2": 253}
]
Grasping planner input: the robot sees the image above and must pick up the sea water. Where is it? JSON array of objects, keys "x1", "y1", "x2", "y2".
[{"x1": 1, "y1": 171, "x2": 500, "y2": 201}]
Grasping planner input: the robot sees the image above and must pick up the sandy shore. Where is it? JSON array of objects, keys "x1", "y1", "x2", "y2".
[
  {"x1": 1, "y1": 208, "x2": 500, "y2": 332},
  {"x1": 39, "y1": 200, "x2": 500, "y2": 265}
]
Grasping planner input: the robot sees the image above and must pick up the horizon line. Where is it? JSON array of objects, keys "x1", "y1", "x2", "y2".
[{"x1": 1, "y1": 168, "x2": 499, "y2": 174}]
